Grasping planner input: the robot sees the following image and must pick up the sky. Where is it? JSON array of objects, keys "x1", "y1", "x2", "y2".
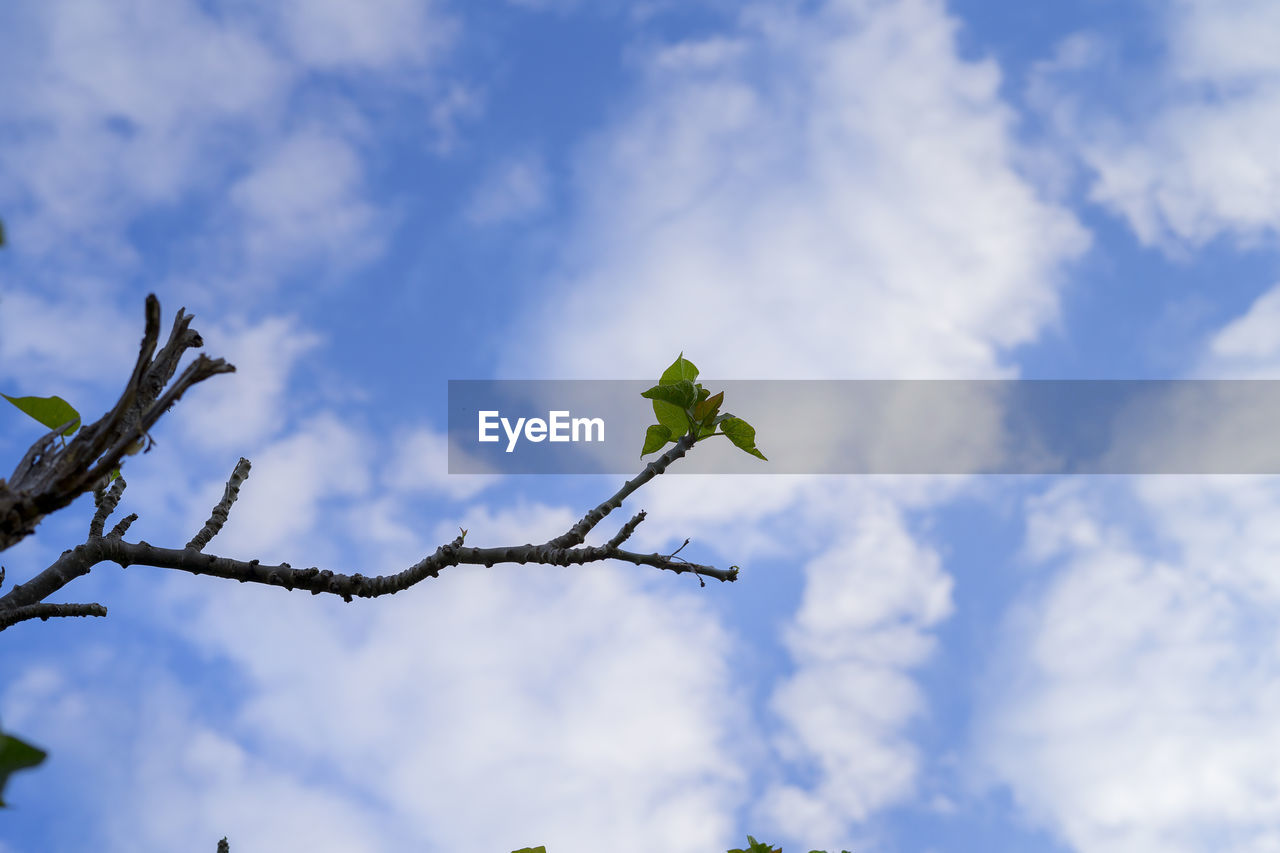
[{"x1": 3, "y1": 0, "x2": 1280, "y2": 851}]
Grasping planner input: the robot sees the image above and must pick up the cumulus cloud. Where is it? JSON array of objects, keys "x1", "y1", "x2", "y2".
[
  {"x1": 0, "y1": 0, "x2": 289, "y2": 255},
  {"x1": 141, "y1": 538, "x2": 751, "y2": 853},
  {"x1": 173, "y1": 314, "x2": 324, "y2": 452},
  {"x1": 208, "y1": 413, "x2": 373, "y2": 558},
  {"x1": 495, "y1": 0, "x2": 1087, "y2": 382},
  {"x1": 271, "y1": 0, "x2": 453, "y2": 70},
  {"x1": 1032, "y1": 0, "x2": 1280, "y2": 251},
  {"x1": 0, "y1": 284, "x2": 138, "y2": 388},
  {"x1": 756, "y1": 497, "x2": 954, "y2": 846},
  {"x1": 977, "y1": 476, "x2": 1280, "y2": 853},
  {"x1": 0, "y1": 0, "x2": 457, "y2": 288},
  {"x1": 1, "y1": 648, "x2": 397, "y2": 853},
  {"x1": 228, "y1": 129, "x2": 385, "y2": 277},
  {"x1": 1195, "y1": 281, "x2": 1280, "y2": 376},
  {"x1": 379, "y1": 427, "x2": 502, "y2": 500}
]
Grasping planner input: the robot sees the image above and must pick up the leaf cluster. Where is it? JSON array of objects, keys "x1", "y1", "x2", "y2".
[{"x1": 639, "y1": 353, "x2": 766, "y2": 461}]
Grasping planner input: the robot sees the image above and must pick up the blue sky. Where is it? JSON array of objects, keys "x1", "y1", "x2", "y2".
[{"x1": 3, "y1": 0, "x2": 1280, "y2": 851}]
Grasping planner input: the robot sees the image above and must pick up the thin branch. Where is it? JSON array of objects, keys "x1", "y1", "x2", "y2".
[
  {"x1": 107, "y1": 513, "x2": 138, "y2": 540},
  {"x1": 0, "y1": 601, "x2": 107, "y2": 630},
  {"x1": 546, "y1": 433, "x2": 696, "y2": 549},
  {"x1": 605, "y1": 511, "x2": 646, "y2": 551},
  {"x1": 186, "y1": 458, "x2": 250, "y2": 551},
  {"x1": 89, "y1": 477, "x2": 128, "y2": 539}
]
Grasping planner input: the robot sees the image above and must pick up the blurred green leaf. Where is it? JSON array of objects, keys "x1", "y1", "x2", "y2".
[
  {"x1": 3, "y1": 394, "x2": 81, "y2": 436},
  {"x1": 0, "y1": 729, "x2": 48, "y2": 808}
]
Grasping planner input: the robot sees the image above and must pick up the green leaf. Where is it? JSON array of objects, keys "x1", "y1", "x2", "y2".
[
  {"x1": 727, "y1": 836, "x2": 780, "y2": 853},
  {"x1": 0, "y1": 730, "x2": 48, "y2": 808},
  {"x1": 659, "y1": 352, "x2": 699, "y2": 384},
  {"x1": 3, "y1": 394, "x2": 81, "y2": 436},
  {"x1": 511, "y1": 848, "x2": 547, "y2": 853},
  {"x1": 0, "y1": 218, "x2": 6, "y2": 247},
  {"x1": 693, "y1": 390, "x2": 723, "y2": 422},
  {"x1": 642, "y1": 380, "x2": 699, "y2": 436},
  {"x1": 721, "y1": 416, "x2": 767, "y2": 461},
  {"x1": 640, "y1": 380, "x2": 698, "y2": 409},
  {"x1": 654, "y1": 399, "x2": 691, "y2": 436},
  {"x1": 640, "y1": 423, "x2": 674, "y2": 456}
]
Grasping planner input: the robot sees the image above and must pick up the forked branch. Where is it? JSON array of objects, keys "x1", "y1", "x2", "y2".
[
  {"x1": 0, "y1": 296, "x2": 738, "y2": 632},
  {"x1": 0, "y1": 295, "x2": 234, "y2": 551}
]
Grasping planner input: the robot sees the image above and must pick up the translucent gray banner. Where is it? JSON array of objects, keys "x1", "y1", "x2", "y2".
[{"x1": 447, "y1": 380, "x2": 1280, "y2": 474}]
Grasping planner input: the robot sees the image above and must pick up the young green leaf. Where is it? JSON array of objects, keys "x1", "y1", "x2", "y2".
[
  {"x1": 659, "y1": 352, "x2": 699, "y2": 384},
  {"x1": 640, "y1": 380, "x2": 699, "y2": 409},
  {"x1": 654, "y1": 400, "x2": 688, "y2": 436},
  {"x1": 643, "y1": 380, "x2": 699, "y2": 436},
  {"x1": 640, "y1": 423, "x2": 674, "y2": 456},
  {"x1": 3, "y1": 393, "x2": 81, "y2": 436},
  {"x1": 721, "y1": 416, "x2": 767, "y2": 461},
  {"x1": 693, "y1": 390, "x2": 723, "y2": 422},
  {"x1": 0, "y1": 730, "x2": 48, "y2": 808},
  {"x1": 510, "y1": 847, "x2": 547, "y2": 853}
]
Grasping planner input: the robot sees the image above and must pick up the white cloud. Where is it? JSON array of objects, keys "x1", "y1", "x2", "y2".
[
  {"x1": 0, "y1": 0, "x2": 458, "y2": 291},
  {"x1": 1033, "y1": 0, "x2": 1280, "y2": 250},
  {"x1": 145, "y1": 550, "x2": 751, "y2": 853},
  {"x1": 496, "y1": 0, "x2": 1088, "y2": 382},
  {"x1": 977, "y1": 476, "x2": 1280, "y2": 853},
  {"x1": 0, "y1": 284, "x2": 137, "y2": 388},
  {"x1": 173, "y1": 314, "x2": 324, "y2": 452},
  {"x1": 207, "y1": 413, "x2": 373, "y2": 559},
  {"x1": 272, "y1": 0, "x2": 453, "y2": 70},
  {"x1": 756, "y1": 497, "x2": 953, "y2": 846},
  {"x1": 1, "y1": 648, "x2": 396, "y2": 853},
  {"x1": 228, "y1": 129, "x2": 385, "y2": 277},
  {"x1": 0, "y1": 0, "x2": 289, "y2": 256},
  {"x1": 463, "y1": 154, "x2": 550, "y2": 226},
  {"x1": 1196, "y1": 282, "x2": 1280, "y2": 376},
  {"x1": 379, "y1": 428, "x2": 502, "y2": 500}
]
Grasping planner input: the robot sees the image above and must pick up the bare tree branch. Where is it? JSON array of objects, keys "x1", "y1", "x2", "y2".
[
  {"x1": 0, "y1": 437, "x2": 735, "y2": 630},
  {"x1": 0, "y1": 295, "x2": 741, "y2": 634},
  {"x1": 0, "y1": 294, "x2": 235, "y2": 551}
]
